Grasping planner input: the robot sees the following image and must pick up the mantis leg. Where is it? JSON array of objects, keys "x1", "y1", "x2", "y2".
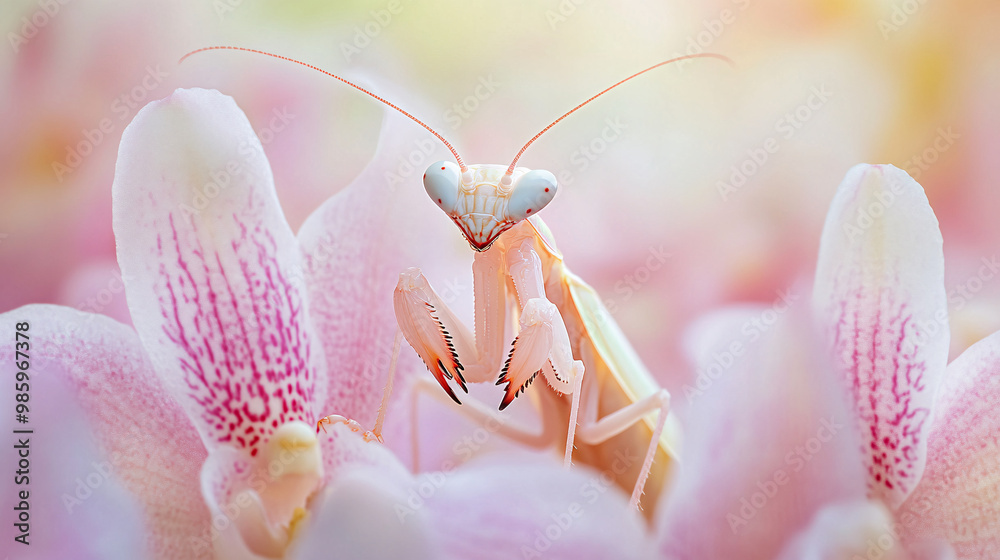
[
  {"x1": 502, "y1": 239, "x2": 585, "y2": 468},
  {"x1": 315, "y1": 329, "x2": 402, "y2": 444},
  {"x1": 393, "y1": 247, "x2": 506, "y2": 403},
  {"x1": 408, "y1": 376, "x2": 554, "y2": 472},
  {"x1": 575, "y1": 381, "x2": 671, "y2": 510},
  {"x1": 500, "y1": 239, "x2": 583, "y2": 406}
]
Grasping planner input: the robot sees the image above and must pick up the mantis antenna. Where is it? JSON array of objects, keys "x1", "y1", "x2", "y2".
[
  {"x1": 503, "y1": 52, "x2": 735, "y2": 179},
  {"x1": 179, "y1": 46, "x2": 468, "y2": 172},
  {"x1": 180, "y1": 47, "x2": 733, "y2": 183}
]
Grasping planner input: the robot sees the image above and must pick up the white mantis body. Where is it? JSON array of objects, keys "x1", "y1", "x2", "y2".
[{"x1": 181, "y1": 47, "x2": 731, "y2": 515}]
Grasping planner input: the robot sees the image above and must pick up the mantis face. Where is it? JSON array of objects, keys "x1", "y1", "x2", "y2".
[{"x1": 423, "y1": 162, "x2": 557, "y2": 251}]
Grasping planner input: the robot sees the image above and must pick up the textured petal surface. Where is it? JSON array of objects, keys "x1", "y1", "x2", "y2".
[
  {"x1": 297, "y1": 105, "x2": 465, "y2": 436},
  {"x1": 658, "y1": 309, "x2": 866, "y2": 560},
  {"x1": 113, "y1": 88, "x2": 326, "y2": 456},
  {"x1": 0, "y1": 305, "x2": 209, "y2": 559},
  {"x1": 899, "y1": 330, "x2": 1000, "y2": 558},
  {"x1": 813, "y1": 164, "x2": 949, "y2": 508},
  {"x1": 421, "y1": 453, "x2": 656, "y2": 560},
  {"x1": 0, "y1": 365, "x2": 145, "y2": 559},
  {"x1": 317, "y1": 421, "x2": 414, "y2": 489},
  {"x1": 311, "y1": 426, "x2": 652, "y2": 560},
  {"x1": 294, "y1": 469, "x2": 437, "y2": 560},
  {"x1": 776, "y1": 500, "x2": 913, "y2": 560}
]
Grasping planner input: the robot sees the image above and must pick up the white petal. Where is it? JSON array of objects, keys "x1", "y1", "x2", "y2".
[{"x1": 813, "y1": 164, "x2": 949, "y2": 507}]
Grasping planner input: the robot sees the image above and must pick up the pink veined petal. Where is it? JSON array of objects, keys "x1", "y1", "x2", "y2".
[
  {"x1": 0, "y1": 365, "x2": 145, "y2": 559},
  {"x1": 658, "y1": 309, "x2": 866, "y2": 560},
  {"x1": 113, "y1": 88, "x2": 327, "y2": 457},
  {"x1": 0, "y1": 305, "x2": 209, "y2": 560},
  {"x1": 297, "y1": 104, "x2": 466, "y2": 438},
  {"x1": 812, "y1": 164, "x2": 949, "y2": 508},
  {"x1": 899, "y1": 329, "x2": 1000, "y2": 558}
]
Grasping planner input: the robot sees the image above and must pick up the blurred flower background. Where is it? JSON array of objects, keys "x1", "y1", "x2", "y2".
[
  {"x1": 4, "y1": 0, "x2": 999, "y2": 389},
  {"x1": 1, "y1": 0, "x2": 998, "y2": 556}
]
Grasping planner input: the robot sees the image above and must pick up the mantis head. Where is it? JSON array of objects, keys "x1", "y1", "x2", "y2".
[
  {"x1": 179, "y1": 49, "x2": 732, "y2": 251},
  {"x1": 423, "y1": 162, "x2": 557, "y2": 251}
]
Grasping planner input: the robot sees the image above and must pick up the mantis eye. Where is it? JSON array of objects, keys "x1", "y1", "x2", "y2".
[
  {"x1": 506, "y1": 169, "x2": 557, "y2": 221},
  {"x1": 423, "y1": 161, "x2": 462, "y2": 213}
]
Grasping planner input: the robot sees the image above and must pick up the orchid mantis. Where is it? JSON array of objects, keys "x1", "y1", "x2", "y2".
[{"x1": 181, "y1": 47, "x2": 731, "y2": 514}]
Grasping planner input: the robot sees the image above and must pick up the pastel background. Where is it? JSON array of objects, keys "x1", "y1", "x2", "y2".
[{"x1": 1, "y1": 0, "x2": 997, "y2": 411}]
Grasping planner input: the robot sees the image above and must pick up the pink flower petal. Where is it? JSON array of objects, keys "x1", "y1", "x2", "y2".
[
  {"x1": 311, "y1": 424, "x2": 652, "y2": 559},
  {"x1": 317, "y1": 420, "x2": 412, "y2": 488},
  {"x1": 113, "y1": 88, "x2": 326, "y2": 457},
  {"x1": 776, "y1": 500, "x2": 916, "y2": 560},
  {"x1": 658, "y1": 309, "x2": 866, "y2": 559},
  {"x1": 419, "y1": 453, "x2": 655, "y2": 560},
  {"x1": 899, "y1": 330, "x2": 1000, "y2": 558},
  {"x1": 813, "y1": 164, "x2": 949, "y2": 508},
  {"x1": 199, "y1": 445, "x2": 276, "y2": 559},
  {"x1": 294, "y1": 469, "x2": 437, "y2": 560},
  {"x1": 0, "y1": 362, "x2": 145, "y2": 559},
  {"x1": 297, "y1": 107, "x2": 465, "y2": 434},
  {"x1": 0, "y1": 304, "x2": 209, "y2": 559}
]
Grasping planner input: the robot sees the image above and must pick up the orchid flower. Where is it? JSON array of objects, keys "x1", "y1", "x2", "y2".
[
  {"x1": 0, "y1": 88, "x2": 654, "y2": 559},
  {"x1": 656, "y1": 164, "x2": 999, "y2": 559}
]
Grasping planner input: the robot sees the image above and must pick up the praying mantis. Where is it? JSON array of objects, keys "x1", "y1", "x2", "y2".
[{"x1": 181, "y1": 47, "x2": 731, "y2": 515}]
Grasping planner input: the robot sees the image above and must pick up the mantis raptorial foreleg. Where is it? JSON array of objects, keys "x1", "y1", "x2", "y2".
[
  {"x1": 394, "y1": 248, "x2": 506, "y2": 402},
  {"x1": 502, "y1": 239, "x2": 582, "y2": 395},
  {"x1": 503, "y1": 239, "x2": 585, "y2": 461}
]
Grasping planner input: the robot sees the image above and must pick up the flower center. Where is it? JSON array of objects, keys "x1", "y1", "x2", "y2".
[{"x1": 233, "y1": 421, "x2": 324, "y2": 558}]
